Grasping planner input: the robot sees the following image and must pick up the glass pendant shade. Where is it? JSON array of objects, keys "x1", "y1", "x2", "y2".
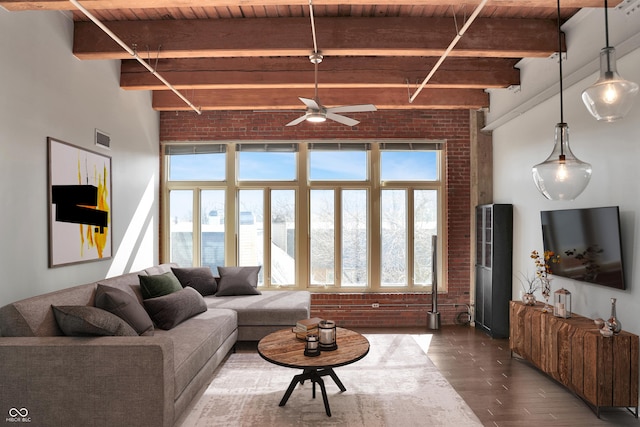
[
  {"x1": 532, "y1": 123, "x2": 592, "y2": 201},
  {"x1": 582, "y1": 47, "x2": 639, "y2": 121}
]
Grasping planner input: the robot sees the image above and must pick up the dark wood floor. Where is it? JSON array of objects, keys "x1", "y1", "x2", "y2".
[{"x1": 238, "y1": 325, "x2": 639, "y2": 426}]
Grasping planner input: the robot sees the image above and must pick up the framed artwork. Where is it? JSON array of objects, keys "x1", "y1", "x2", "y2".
[{"x1": 48, "y1": 137, "x2": 112, "y2": 267}]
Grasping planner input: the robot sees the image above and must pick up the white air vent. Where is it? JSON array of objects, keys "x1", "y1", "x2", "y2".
[{"x1": 95, "y1": 129, "x2": 111, "y2": 149}]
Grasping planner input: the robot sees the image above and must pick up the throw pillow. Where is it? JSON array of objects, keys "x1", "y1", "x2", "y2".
[
  {"x1": 143, "y1": 287, "x2": 207, "y2": 330},
  {"x1": 94, "y1": 284, "x2": 154, "y2": 336},
  {"x1": 215, "y1": 266, "x2": 262, "y2": 297},
  {"x1": 138, "y1": 271, "x2": 183, "y2": 300},
  {"x1": 52, "y1": 305, "x2": 138, "y2": 337},
  {"x1": 171, "y1": 267, "x2": 217, "y2": 296}
]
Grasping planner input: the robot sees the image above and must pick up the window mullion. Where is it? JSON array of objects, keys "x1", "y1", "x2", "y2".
[
  {"x1": 298, "y1": 144, "x2": 309, "y2": 289},
  {"x1": 369, "y1": 146, "x2": 381, "y2": 291},
  {"x1": 408, "y1": 188, "x2": 415, "y2": 289},
  {"x1": 192, "y1": 188, "x2": 202, "y2": 267},
  {"x1": 264, "y1": 188, "x2": 271, "y2": 288},
  {"x1": 335, "y1": 189, "x2": 342, "y2": 289}
]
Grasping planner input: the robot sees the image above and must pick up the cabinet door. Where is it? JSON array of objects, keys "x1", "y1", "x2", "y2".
[{"x1": 475, "y1": 265, "x2": 485, "y2": 327}]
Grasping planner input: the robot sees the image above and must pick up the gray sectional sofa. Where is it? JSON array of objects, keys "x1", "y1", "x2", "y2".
[{"x1": 0, "y1": 263, "x2": 310, "y2": 427}]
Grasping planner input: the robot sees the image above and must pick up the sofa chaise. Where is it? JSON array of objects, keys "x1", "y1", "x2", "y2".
[{"x1": 0, "y1": 263, "x2": 310, "y2": 427}]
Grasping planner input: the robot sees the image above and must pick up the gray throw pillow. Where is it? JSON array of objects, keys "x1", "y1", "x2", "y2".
[
  {"x1": 95, "y1": 284, "x2": 154, "y2": 336},
  {"x1": 143, "y1": 287, "x2": 207, "y2": 330},
  {"x1": 215, "y1": 266, "x2": 262, "y2": 296},
  {"x1": 52, "y1": 305, "x2": 138, "y2": 337},
  {"x1": 139, "y1": 271, "x2": 183, "y2": 300},
  {"x1": 171, "y1": 267, "x2": 217, "y2": 296}
]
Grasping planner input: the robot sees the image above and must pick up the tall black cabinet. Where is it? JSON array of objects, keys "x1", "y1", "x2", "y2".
[{"x1": 475, "y1": 204, "x2": 513, "y2": 338}]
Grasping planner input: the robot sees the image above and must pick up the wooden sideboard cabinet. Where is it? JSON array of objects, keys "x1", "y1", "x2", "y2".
[{"x1": 510, "y1": 301, "x2": 639, "y2": 417}]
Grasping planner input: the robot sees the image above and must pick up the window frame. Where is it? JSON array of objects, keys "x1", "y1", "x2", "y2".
[{"x1": 162, "y1": 140, "x2": 445, "y2": 292}]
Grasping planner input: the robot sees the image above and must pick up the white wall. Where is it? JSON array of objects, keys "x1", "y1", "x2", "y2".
[
  {"x1": 0, "y1": 9, "x2": 160, "y2": 306},
  {"x1": 490, "y1": 7, "x2": 640, "y2": 334}
]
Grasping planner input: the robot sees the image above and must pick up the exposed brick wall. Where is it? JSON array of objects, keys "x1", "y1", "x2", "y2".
[
  {"x1": 310, "y1": 293, "x2": 471, "y2": 328},
  {"x1": 160, "y1": 109, "x2": 472, "y2": 327}
]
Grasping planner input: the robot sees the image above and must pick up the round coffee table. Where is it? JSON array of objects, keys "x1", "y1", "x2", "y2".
[{"x1": 257, "y1": 327, "x2": 369, "y2": 417}]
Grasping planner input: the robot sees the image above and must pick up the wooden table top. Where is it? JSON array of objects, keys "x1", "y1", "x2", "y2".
[{"x1": 257, "y1": 327, "x2": 370, "y2": 369}]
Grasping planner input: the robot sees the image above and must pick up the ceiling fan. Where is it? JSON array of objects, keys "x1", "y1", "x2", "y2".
[{"x1": 284, "y1": 1, "x2": 377, "y2": 127}]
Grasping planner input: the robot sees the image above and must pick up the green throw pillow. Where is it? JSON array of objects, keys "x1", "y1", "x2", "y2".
[{"x1": 139, "y1": 271, "x2": 183, "y2": 300}]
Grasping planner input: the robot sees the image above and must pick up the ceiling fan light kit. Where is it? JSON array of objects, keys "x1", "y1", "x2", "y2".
[{"x1": 306, "y1": 112, "x2": 327, "y2": 123}]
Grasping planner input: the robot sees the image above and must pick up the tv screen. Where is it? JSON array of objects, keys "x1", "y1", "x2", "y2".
[{"x1": 540, "y1": 206, "x2": 625, "y2": 290}]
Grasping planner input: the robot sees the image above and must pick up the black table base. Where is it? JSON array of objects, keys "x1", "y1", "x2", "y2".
[{"x1": 278, "y1": 367, "x2": 346, "y2": 416}]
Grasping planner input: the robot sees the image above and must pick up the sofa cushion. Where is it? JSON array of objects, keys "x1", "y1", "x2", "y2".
[
  {"x1": 204, "y1": 290, "x2": 310, "y2": 326},
  {"x1": 95, "y1": 284, "x2": 154, "y2": 336},
  {"x1": 171, "y1": 267, "x2": 217, "y2": 296},
  {"x1": 139, "y1": 272, "x2": 183, "y2": 300},
  {"x1": 152, "y1": 308, "x2": 237, "y2": 399},
  {"x1": 143, "y1": 287, "x2": 207, "y2": 330},
  {"x1": 52, "y1": 305, "x2": 138, "y2": 336},
  {"x1": 215, "y1": 266, "x2": 261, "y2": 296}
]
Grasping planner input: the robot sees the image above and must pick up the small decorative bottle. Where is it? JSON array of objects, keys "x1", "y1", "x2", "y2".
[{"x1": 607, "y1": 298, "x2": 622, "y2": 334}]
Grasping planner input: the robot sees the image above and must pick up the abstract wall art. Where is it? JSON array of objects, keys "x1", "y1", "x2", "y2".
[{"x1": 48, "y1": 137, "x2": 112, "y2": 267}]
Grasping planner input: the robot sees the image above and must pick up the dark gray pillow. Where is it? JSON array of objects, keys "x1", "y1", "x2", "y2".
[
  {"x1": 171, "y1": 267, "x2": 217, "y2": 296},
  {"x1": 139, "y1": 271, "x2": 183, "y2": 300},
  {"x1": 52, "y1": 305, "x2": 138, "y2": 337},
  {"x1": 215, "y1": 266, "x2": 262, "y2": 297},
  {"x1": 143, "y1": 287, "x2": 207, "y2": 330},
  {"x1": 95, "y1": 284, "x2": 154, "y2": 336}
]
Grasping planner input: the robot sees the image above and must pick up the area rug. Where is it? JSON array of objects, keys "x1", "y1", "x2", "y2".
[{"x1": 180, "y1": 334, "x2": 482, "y2": 427}]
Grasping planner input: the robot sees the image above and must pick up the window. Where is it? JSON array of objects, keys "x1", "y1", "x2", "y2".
[
  {"x1": 163, "y1": 140, "x2": 443, "y2": 292},
  {"x1": 167, "y1": 144, "x2": 226, "y2": 181},
  {"x1": 237, "y1": 143, "x2": 297, "y2": 181},
  {"x1": 201, "y1": 190, "x2": 225, "y2": 273}
]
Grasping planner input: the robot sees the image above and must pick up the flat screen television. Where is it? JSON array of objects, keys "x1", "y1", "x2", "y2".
[{"x1": 540, "y1": 206, "x2": 625, "y2": 290}]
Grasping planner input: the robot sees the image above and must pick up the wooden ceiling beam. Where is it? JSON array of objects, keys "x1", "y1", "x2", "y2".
[
  {"x1": 74, "y1": 17, "x2": 560, "y2": 60},
  {"x1": 151, "y1": 87, "x2": 489, "y2": 110},
  {"x1": 120, "y1": 57, "x2": 520, "y2": 90},
  {"x1": 0, "y1": 0, "x2": 621, "y2": 12}
]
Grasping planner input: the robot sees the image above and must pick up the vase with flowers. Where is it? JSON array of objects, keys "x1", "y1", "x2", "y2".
[{"x1": 531, "y1": 249, "x2": 560, "y2": 313}]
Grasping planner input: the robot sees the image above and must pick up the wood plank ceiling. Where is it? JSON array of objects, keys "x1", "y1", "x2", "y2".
[{"x1": 1, "y1": 1, "x2": 620, "y2": 112}]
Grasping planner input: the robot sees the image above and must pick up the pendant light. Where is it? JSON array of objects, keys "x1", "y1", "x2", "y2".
[
  {"x1": 532, "y1": 0, "x2": 592, "y2": 201},
  {"x1": 581, "y1": 0, "x2": 639, "y2": 121}
]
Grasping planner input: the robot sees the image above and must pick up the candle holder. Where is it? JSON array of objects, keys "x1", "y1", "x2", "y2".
[
  {"x1": 553, "y1": 288, "x2": 571, "y2": 318},
  {"x1": 318, "y1": 320, "x2": 338, "y2": 351},
  {"x1": 304, "y1": 334, "x2": 320, "y2": 357}
]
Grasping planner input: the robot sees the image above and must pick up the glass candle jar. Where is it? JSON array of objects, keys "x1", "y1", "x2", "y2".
[
  {"x1": 304, "y1": 334, "x2": 320, "y2": 357},
  {"x1": 318, "y1": 320, "x2": 337, "y2": 351}
]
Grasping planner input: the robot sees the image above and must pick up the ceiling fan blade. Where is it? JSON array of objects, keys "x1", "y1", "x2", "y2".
[
  {"x1": 285, "y1": 114, "x2": 309, "y2": 127},
  {"x1": 326, "y1": 112, "x2": 360, "y2": 126},
  {"x1": 327, "y1": 104, "x2": 378, "y2": 114},
  {"x1": 299, "y1": 97, "x2": 321, "y2": 110}
]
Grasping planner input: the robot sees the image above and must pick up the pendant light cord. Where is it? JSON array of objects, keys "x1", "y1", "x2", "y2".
[
  {"x1": 604, "y1": 0, "x2": 613, "y2": 73},
  {"x1": 557, "y1": 0, "x2": 564, "y2": 125},
  {"x1": 604, "y1": 0, "x2": 610, "y2": 48},
  {"x1": 557, "y1": 0, "x2": 566, "y2": 158}
]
